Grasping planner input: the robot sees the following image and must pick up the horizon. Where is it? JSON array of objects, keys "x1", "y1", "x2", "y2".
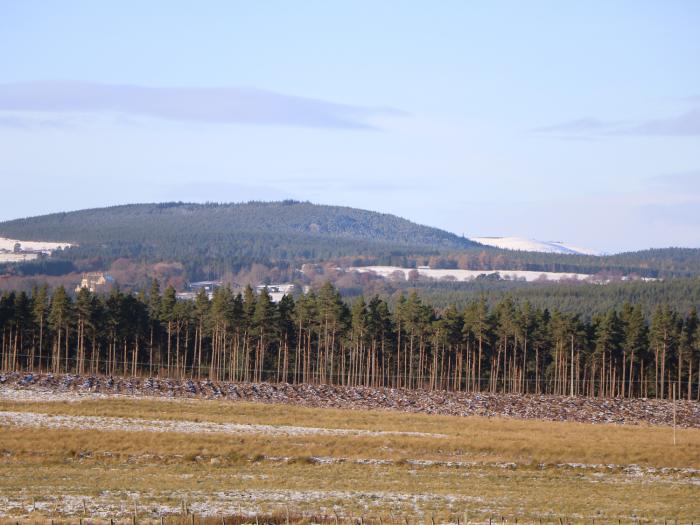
[{"x1": 1, "y1": 1, "x2": 699, "y2": 252}]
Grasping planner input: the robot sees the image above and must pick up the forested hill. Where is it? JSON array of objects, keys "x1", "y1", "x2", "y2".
[
  {"x1": 0, "y1": 201, "x2": 479, "y2": 269},
  {"x1": 2, "y1": 201, "x2": 699, "y2": 279},
  {"x1": 0, "y1": 201, "x2": 478, "y2": 247}
]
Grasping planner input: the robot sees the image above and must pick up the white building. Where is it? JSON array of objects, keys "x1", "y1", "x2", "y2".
[
  {"x1": 75, "y1": 272, "x2": 110, "y2": 293},
  {"x1": 256, "y1": 283, "x2": 295, "y2": 303}
]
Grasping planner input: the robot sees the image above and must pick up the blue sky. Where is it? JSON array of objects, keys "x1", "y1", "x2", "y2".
[{"x1": 1, "y1": 1, "x2": 699, "y2": 252}]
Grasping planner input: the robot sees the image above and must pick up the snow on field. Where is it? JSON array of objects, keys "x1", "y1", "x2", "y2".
[
  {"x1": 0, "y1": 410, "x2": 447, "y2": 438},
  {"x1": 0, "y1": 252, "x2": 39, "y2": 263},
  {"x1": 0, "y1": 490, "x2": 487, "y2": 518},
  {"x1": 0, "y1": 237, "x2": 73, "y2": 252},
  {"x1": 472, "y1": 236, "x2": 599, "y2": 256},
  {"x1": 350, "y1": 266, "x2": 593, "y2": 283}
]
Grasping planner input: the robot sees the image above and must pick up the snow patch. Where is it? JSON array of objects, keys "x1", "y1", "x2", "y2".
[
  {"x1": 472, "y1": 236, "x2": 599, "y2": 256},
  {"x1": 0, "y1": 237, "x2": 73, "y2": 253},
  {"x1": 0, "y1": 410, "x2": 447, "y2": 439},
  {"x1": 350, "y1": 266, "x2": 593, "y2": 283}
]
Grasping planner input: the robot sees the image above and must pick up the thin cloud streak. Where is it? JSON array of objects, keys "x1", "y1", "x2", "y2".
[
  {"x1": 532, "y1": 117, "x2": 627, "y2": 134},
  {"x1": 648, "y1": 170, "x2": 700, "y2": 194},
  {"x1": 627, "y1": 107, "x2": 700, "y2": 136},
  {"x1": 0, "y1": 114, "x2": 68, "y2": 129},
  {"x1": 0, "y1": 81, "x2": 403, "y2": 129},
  {"x1": 533, "y1": 103, "x2": 700, "y2": 138}
]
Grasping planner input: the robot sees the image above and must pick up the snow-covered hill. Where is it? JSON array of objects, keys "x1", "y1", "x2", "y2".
[{"x1": 472, "y1": 236, "x2": 599, "y2": 256}]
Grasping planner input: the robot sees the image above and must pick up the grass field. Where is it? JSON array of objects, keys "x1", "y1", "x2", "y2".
[{"x1": 0, "y1": 393, "x2": 698, "y2": 523}]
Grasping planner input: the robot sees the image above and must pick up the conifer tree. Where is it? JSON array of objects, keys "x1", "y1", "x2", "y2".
[
  {"x1": 32, "y1": 284, "x2": 49, "y2": 372},
  {"x1": 48, "y1": 286, "x2": 71, "y2": 374},
  {"x1": 160, "y1": 286, "x2": 177, "y2": 376}
]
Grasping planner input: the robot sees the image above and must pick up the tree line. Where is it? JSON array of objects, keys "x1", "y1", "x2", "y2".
[{"x1": 1, "y1": 282, "x2": 698, "y2": 400}]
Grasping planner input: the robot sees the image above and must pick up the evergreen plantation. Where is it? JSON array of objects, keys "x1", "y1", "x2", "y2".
[
  {"x1": 375, "y1": 277, "x2": 700, "y2": 319},
  {"x1": 2, "y1": 281, "x2": 698, "y2": 400}
]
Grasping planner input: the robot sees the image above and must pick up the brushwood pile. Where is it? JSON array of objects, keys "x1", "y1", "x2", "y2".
[{"x1": 1, "y1": 372, "x2": 699, "y2": 428}]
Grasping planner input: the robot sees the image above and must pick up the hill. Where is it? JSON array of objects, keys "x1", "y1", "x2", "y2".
[
  {"x1": 0, "y1": 201, "x2": 480, "y2": 273},
  {"x1": 0, "y1": 201, "x2": 479, "y2": 248},
  {"x1": 1, "y1": 201, "x2": 699, "y2": 281}
]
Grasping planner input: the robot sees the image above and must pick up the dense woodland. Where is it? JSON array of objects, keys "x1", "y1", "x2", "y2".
[
  {"x1": 1, "y1": 282, "x2": 698, "y2": 400},
  {"x1": 370, "y1": 277, "x2": 700, "y2": 319},
  {"x1": 2, "y1": 202, "x2": 700, "y2": 279}
]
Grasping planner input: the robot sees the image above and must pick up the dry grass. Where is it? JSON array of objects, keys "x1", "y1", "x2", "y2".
[
  {"x1": 1, "y1": 397, "x2": 698, "y2": 467},
  {"x1": 0, "y1": 396, "x2": 699, "y2": 522}
]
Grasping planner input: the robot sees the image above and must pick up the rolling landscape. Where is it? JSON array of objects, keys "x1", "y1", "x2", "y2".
[
  {"x1": 1, "y1": 2, "x2": 699, "y2": 524},
  {"x1": 1, "y1": 200, "x2": 699, "y2": 523}
]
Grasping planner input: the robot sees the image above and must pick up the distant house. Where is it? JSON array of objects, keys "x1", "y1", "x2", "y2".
[
  {"x1": 177, "y1": 280, "x2": 222, "y2": 300},
  {"x1": 256, "y1": 283, "x2": 295, "y2": 303},
  {"x1": 75, "y1": 272, "x2": 111, "y2": 293}
]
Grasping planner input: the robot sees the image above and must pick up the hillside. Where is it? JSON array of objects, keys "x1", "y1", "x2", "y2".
[
  {"x1": 0, "y1": 201, "x2": 479, "y2": 273},
  {"x1": 0, "y1": 201, "x2": 478, "y2": 248},
  {"x1": 1, "y1": 201, "x2": 699, "y2": 281}
]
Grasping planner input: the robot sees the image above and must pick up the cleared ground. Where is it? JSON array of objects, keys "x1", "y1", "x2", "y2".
[{"x1": 0, "y1": 391, "x2": 698, "y2": 523}]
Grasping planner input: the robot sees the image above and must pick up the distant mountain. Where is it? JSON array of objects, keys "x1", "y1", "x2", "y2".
[{"x1": 472, "y1": 236, "x2": 599, "y2": 256}]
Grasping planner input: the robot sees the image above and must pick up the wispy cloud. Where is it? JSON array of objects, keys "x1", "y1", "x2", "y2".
[
  {"x1": 0, "y1": 81, "x2": 403, "y2": 130},
  {"x1": 0, "y1": 114, "x2": 68, "y2": 129},
  {"x1": 625, "y1": 107, "x2": 700, "y2": 136},
  {"x1": 533, "y1": 101, "x2": 700, "y2": 138},
  {"x1": 532, "y1": 117, "x2": 627, "y2": 134},
  {"x1": 648, "y1": 170, "x2": 700, "y2": 194}
]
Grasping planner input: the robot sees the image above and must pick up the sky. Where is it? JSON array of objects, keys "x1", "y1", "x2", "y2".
[{"x1": 0, "y1": 1, "x2": 699, "y2": 253}]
